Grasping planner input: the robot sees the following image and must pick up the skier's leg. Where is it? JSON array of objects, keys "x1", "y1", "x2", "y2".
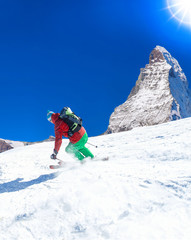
[
  {"x1": 79, "y1": 146, "x2": 94, "y2": 159},
  {"x1": 65, "y1": 133, "x2": 94, "y2": 160},
  {"x1": 73, "y1": 132, "x2": 94, "y2": 159},
  {"x1": 65, "y1": 143, "x2": 85, "y2": 160}
]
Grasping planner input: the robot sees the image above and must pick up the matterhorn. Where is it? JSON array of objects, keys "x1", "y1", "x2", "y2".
[{"x1": 106, "y1": 46, "x2": 191, "y2": 134}]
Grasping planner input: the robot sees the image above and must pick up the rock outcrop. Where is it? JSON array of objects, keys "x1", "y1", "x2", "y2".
[{"x1": 0, "y1": 140, "x2": 13, "y2": 153}]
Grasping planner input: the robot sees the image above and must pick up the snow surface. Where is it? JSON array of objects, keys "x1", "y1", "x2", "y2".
[{"x1": 1, "y1": 118, "x2": 191, "y2": 240}]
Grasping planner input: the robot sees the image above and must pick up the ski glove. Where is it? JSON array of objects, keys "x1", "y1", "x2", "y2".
[
  {"x1": 50, "y1": 149, "x2": 58, "y2": 159},
  {"x1": 68, "y1": 129, "x2": 73, "y2": 138}
]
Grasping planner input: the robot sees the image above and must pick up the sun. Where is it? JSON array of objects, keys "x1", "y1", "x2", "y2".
[{"x1": 167, "y1": 0, "x2": 191, "y2": 26}]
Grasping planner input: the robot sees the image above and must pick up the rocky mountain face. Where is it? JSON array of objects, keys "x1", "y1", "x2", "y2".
[
  {"x1": 106, "y1": 46, "x2": 191, "y2": 134},
  {"x1": 0, "y1": 140, "x2": 13, "y2": 153}
]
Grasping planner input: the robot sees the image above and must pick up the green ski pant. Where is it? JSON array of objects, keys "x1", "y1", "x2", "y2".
[{"x1": 65, "y1": 132, "x2": 94, "y2": 161}]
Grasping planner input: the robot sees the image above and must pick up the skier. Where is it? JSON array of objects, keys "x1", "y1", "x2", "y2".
[{"x1": 47, "y1": 108, "x2": 94, "y2": 161}]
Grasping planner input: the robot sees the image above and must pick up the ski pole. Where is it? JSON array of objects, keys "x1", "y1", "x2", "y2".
[{"x1": 87, "y1": 142, "x2": 98, "y2": 148}]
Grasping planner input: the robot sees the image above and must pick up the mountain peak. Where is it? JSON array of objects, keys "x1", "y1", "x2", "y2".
[
  {"x1": 155, "y1": 45, "x2": 168, "y2": 53},
  {"x1": 106, "y1": 46, "x2": 191, "y2": 134},
  {"x1": 149, "y1": 46, "x2": 166, "y2": 64}
]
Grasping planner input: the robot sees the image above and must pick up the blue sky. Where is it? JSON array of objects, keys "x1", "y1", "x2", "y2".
[{"x1": 1, "y1": 0, "x2": 191, "y2": 142}]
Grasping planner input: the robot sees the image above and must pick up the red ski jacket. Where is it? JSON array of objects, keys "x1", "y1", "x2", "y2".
[{"x1": 51, "y1": 113, "x2": 86, "y2": 152}]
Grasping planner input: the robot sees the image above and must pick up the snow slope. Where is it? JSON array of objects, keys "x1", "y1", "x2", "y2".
[{"x1": 0, "y1": 118, "x2": 191, "y2": 240}]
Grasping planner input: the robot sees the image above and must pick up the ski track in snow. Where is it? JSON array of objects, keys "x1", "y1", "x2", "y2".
[{"x1": 0, "y1": 118, "x2": 191, "y2": 239}]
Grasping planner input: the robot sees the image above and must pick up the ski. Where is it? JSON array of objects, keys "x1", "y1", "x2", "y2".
[
  {"x1": 49, "y1": 161, "x2": 65, "y2": 169},
  {"x1": 49, "y1": 164, "x2": 64, "y2": 169},
  {"x1": 49, "y1": 157, "x2": 109, "y2": 169}
]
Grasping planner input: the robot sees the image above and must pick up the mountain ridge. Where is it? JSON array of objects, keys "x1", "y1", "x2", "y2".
[{"x1": 0, "y1": 136, "x2": 55, "y2": 153}]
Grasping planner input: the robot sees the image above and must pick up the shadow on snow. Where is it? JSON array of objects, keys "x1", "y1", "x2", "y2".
[{"x1": 0, "y1": 172, "x2": 59, "y2": 194}]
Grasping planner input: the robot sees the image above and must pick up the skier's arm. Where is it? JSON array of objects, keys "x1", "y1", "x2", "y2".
[{"x1": 54, "y1": 129, "x2": 63, "y2": 153}]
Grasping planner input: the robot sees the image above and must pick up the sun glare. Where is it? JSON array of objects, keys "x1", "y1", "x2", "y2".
[{"x1": 167, "y1": 0, "x2": 191, "y2": 26}]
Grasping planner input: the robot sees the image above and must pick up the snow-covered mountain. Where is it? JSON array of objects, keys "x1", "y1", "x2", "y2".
[
  {"x1": 0, "y1": 136, "x2": 55, "y2": 153},
  {"x1": 106, "y1": 46, "x2": 191, "y2": 134},
  {"x1": 0, "y1": 139, "x2": 24, "y2": 153},
  {"x1": 0, "y1": 117, "x2": 191, "y2": 239}
]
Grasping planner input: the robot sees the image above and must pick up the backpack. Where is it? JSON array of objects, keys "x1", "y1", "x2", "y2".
[{"x1": 59, "y1": 107, "x2": 82, "y2": 137}]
